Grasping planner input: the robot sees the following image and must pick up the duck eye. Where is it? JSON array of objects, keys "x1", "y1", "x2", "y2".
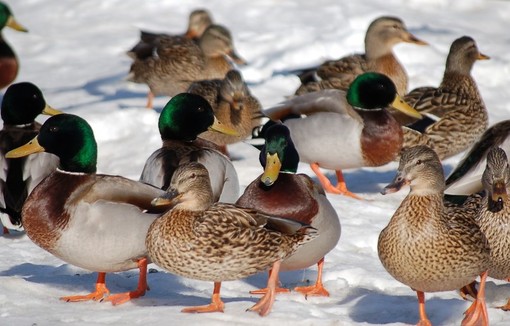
[
  {"x1": 49, "y1": 126, "x2": 59, "y2": 133},
  {"x1": 197, "y1": 107, "x2": 204, "y2": 112},
  {"x1": 190, "y1": 173, "x2": 197, "y2": 179},
  {"x1": 416, "y1": 159, "x2": 422, "y2": 165}
]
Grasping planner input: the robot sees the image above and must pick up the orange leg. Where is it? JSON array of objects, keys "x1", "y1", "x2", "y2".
[
  {"x1": 181, "y1": 281, "x2": 225, "y2": 313},
  {"x1": 497, "y1": 297, "x2": 510, "y2": 311},
  {"x1": 294, "y1": 257, "x2": 330, "y2": 297},
  {"x1": 416, "y1": 291, "x2": 432, "y2": 326},
  {"x1": 462, "y1": 271, "x2": 489, "y2": 326},
  {"x1": 60, "y1": 272, "x2": 110, "y2": 302},
  {"x1": 310, "y1": 163, "x2": 361, "y2": 199},
  {"x1": 249, "y1": 260, "x2": 280, "y2": 316},
  {"x1": 250, "y1": 267, "x2": 290, "y2": 295},
  {"x1": 103, "y1": 258, "x2": 149, "y2": 305},
  {"x1": 146, "y1": 91, "x2": 154, "y2": 109}
]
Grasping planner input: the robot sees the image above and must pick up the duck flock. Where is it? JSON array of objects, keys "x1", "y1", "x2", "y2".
[{"x1": 1, "y1": 1, "x2": 510, "y2": 325}]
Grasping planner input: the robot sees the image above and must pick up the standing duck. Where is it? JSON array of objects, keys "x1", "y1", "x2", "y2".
[
  {"x1": 263, "y1": 72, "x2": 422, "y2": 198},
  {"x1": 0, "y1": 2, "x2": 28, "y2": 89},
  {"x1": 140, "y1": 93, "x2": 240, "y2": 203},
  {"x1": 399, "y1": 36, "x2": 489, "y2": 160},
  {"x1": 378, "y1": 145, "x2": 490, "y2": 326},
  {"x1": 187, "y1": 70, "x2": 264, "y2": 156},
  {"x1": 6, "y1": 113, "x2": 170, "y2": 305},
  {"x1": 127, "y1": 24, "x2": 246, "y2": 109},
  {"x1": 237, "y1": 123, "x2": 340, "y2": 296},
  {"x1": 146, "y1": 162, "x2": 317, "y2": 315},
  {"x1": 0, "y1": 82, "x2": 61, "y2": 233},
  {"x1": 295, "y1": 16, "x2": 427, "y2": 96}
]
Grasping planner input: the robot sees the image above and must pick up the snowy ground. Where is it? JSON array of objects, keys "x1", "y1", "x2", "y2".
[{"x1": 1, "y1": 0, "x2": 510, "y2": 325}]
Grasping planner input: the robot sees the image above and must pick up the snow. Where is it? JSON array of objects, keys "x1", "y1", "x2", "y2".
[{"x1": 1, "y1": 0, "x2": 510, "y2": 325}]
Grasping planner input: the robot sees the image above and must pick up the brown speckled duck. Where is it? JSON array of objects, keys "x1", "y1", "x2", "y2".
[
  {"x1": 237, "y1": 124, "x2": 340, "y2": 296},
  {"x1": 295, "y1": 16, "x2": 427, "y2": 96},
  {"x1": 127, "y1": 24, "x2": 246, "y2": 109},
  {"x1": 399, "y1": 36, "x2": 489, "y2": 160},
  {"x1": 146, "y1": 162, "x2": 317, "y2": 316},
  {"x1": 378, "y1": 145, "x2": 490, "y2": 326},
  {"x1": 187, "y1": 70, "x2": 264, "y2": 155}
]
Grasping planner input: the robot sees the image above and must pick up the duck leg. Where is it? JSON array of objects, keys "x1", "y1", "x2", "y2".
[
  {"x1": 181, "y1": 281, "x2": 225, "y2": 313},
  {"x1": 104, "y1": 257, "x2": 148, "y2": 305},
  {"x1": 459, "y1": 281, "x2": 478, "y2": 301},
  {"x1": 146, "y1": 91, "x2": 154, "y2": 109},
  {"x1": 249, "y1": 267, "x2": 290, "y2": 295},
  {"x1": 249, "y1": 260, "x2": 281, "y2": 316},
  {"x1": 310, "y1": 163, "x2": 361, "y2": 199},
  {"x1": 60, "y1": 272, "x2": 110, "y2": 302},
  {"x1": 294, "y1": 257, "x2": 330, "y2": 297},
  {"x1": 416, "y1": 291, "x2": 432, "y2": 326},
  {"x1": 461, "y1": 271, "x2": 489, "y2": 326}
]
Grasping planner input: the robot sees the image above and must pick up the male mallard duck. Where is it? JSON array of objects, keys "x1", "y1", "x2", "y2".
[
  {"x1": 263, "y1": 72, "x2": 422, "y2": 198},
  {"x1": 379, "y1": 145, "x2": 490, "y2": 326},
  {"x1": 0, "y1": 82, "x2": 61, "y2": 233},
  {"x1": 237, "y1": 124, "x2": 340, "y2": 296},
  {"x1": 127, "y1": 24, "x2": 246, "y2": 109},
  {"x1": 140, "y1": 93, "x2": 240, "y2": 203},
  {"x1": 187, "y1": 70, "x2": 264, "y2": 156},
  {"x1": 6, "y1": 113, "x2": 170, "y2": 305},
  {"x1": 0, "y1": 2, "x2": 28, "y2": 89},
  {"x1": 399, "y1": 36, "x2": 489, "y2": 160},
  {"x1": 146, "y1": 162, "x2": 317, "y2": 315},
  {"x1": 294, "y1": 16, "x2": 427, "y2": 96}
]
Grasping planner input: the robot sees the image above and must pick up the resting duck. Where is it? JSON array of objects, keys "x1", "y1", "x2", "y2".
[
  {"x1": 140, "y1": 93, "x2": 240, "y2": 203},
  {"x1": 127, "y1": 24, "x2": 246, "y2": 109},
  {"x1": 237, "y1": 123, "x2": 340, "y2": 296},
  {"x1": 187, "y1": 70, "x2": 264, "y2": 156},
  {"x1": 294, "y1": 16, "x2": 427, "y2": 96},
  {"x1": 263, "y1": 72, "x2": 422, "y2": 198},
  {"x1": 0, "y1": 2, "x2": 28, "y2": 89},
  {"x1": 146, "y1": 162, "x2": 317, "y2": 315},
  {"x1": 0, "y1": 82, "x2": 61, "y2": 233},
  {"x1": 400, "y1": 36, "x2": 489, "y2": 160},
  {"x1": 379, "y1": 145, "x2": 490, "y2": 326},
  {"x1": 6, "y1": 113, "x2": 170, "y2": 305}
]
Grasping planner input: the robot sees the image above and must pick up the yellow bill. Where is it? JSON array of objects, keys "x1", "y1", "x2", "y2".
[
  {"x1": 6, "y1": 16, "x2": 28, "y2": 33},
  {"x1": 208, "y1": 116, "x2": 239, "y2": 136},
  {"x1": 6, "y1": 136, "x2": 45, "y2": 158},
  {"x1": 478, "y1": 53, "x2": 490, "y2": 60},
  {"x1": 405, "y1": 33, "x2": 428, "y2": 46},
  {"x1": 391, "y1": 95, "x2": 422, "y2": 119},
  {"x1": 260, "y1": 152, "x2": 282, "y2": 186},
  {"x1": 151, "y1": 190, "x2": 182, "y2": 207},
  {"x1": 42, "y1": 104, "x2": 63, "y2": 116}
]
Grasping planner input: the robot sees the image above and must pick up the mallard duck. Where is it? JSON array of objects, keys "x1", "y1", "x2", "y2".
[
  {"x1": 263, "y1": 72, "x2": 422, "y2": 198},
  {"x1": 378, "y1": 145, "x2": 490, "y2": 326},
  {"x1": 127, "y1": 24, "x2": 246, "y2": 109},
  {"x1": 399, "y1": 36, "x2": 489, "y2": 160},
  {"x1": 146, "y1": 162, "x2": 317, "y2": 315},
  {"x1": 237, "y1": 123, "x2": 340, "y2": 296},
  {"x1": 0, "y1": 82, "x2": 61, "y2": 233},
  {"x1": 140, "y1": 93, "x2": 240, "y2": 203},
  {"x1": 0, "y1": 2, "x2": 28, "y2": 89},
  {"x1": 6, "y1": 113, "x2": 170, "y2": 305},
  {"x1": 187, "y1": 69, "x2": 264, "y2": 156},
  {"x1": 294, "y1": 16, "x2": 427, "y2": 96}
]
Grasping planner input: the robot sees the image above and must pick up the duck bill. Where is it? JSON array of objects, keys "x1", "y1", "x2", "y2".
[
  {"x1": 491, "y1": 180, "x2": 508, "y2": 202},
  {"x1": 208, "y1": 116, "x2": 239, "y2": 136},
  {"x1": 151, "y1": 189, "x2": 182, "y2": 207},
  {"x1": 5, "y1": 136, "x2": 45, "y2": 158},
  {"x1": 477, "y1": 52, "x2": 490, "y2": 60},
  {"x1": 260, "y1": 152, "x2": 282, "y2": 186},
  {"x1": 6, "y1": 16, "x2": 28, "y2": 33},
  {"x1": 405, "y1": 33, "x2": 428, "y2": 46},
  {"x1": 229, "y1": 50, "x2": 247, "y2": 66},
  {"x1": 391, "y1": 95, "x2": 422, "y2": 119},
  {"x1": 42, "y1": 104, "x2": 63, "y2": 116},
  {"x1": 381, "y1": 171, "x2": 408, "y2": 195}
]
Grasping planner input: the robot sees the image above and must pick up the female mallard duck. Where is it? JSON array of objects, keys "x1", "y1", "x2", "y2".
[
  {"x1": 0, "y1": 2, "x2": 28, "y2": 89},
  {"x1": 187, "y1": 70, "x2": 264, "y2": 156},
  {"x1": 236, "y1": 123, "x2": 340, "y2": 296},
  {"x1": 146, "y1": 162, "x2": 317, "y2": 315},
  {"x1": 378, "y1": 145, "x2": 490, "y2": 326},
  {"x1": 6, "y1": 113, "x2": 170, "y2": 305},
  {"x1": 127, "y1": 24, "x2": 246, "y2": 109},
  {"x1": 399, "y1": 36, "x2": 489, "y2": 160},
  {"x1": 263, "y1": 72, "x2": 422, "y2": 198},
  {"x1": 0, "y1": 82, "x2": 61, "y2": 233},
  {"x1": 294, "y1": 16, "x2": 427, "y2": 96},
  {"x1": 140, "y1": 93, "x2": 240, "y2": 203}
]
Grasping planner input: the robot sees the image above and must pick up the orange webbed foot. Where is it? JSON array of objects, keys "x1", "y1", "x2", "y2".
[
  {"x1": 496, "y1": 297, "x2": 510, "y2": 311},
  {"x1": 294, "y1": 283, "x2": 330, "y2": 297},
  {"x1": 461, "y1": 272, "x2": 489, "y2": 326},
  {"x1": 182, "y1": 282, "x2": 225, "y2": 313},
  {"x1": 60, "y1": 283, "x2": 110, "y2": 302},
  {"x1": 416, "y1": 320, "x2": 432, "y2": 326},
  {"x1": 103, "y1": 287, "x2": 147, "y2": 306},
  {"x1": 248, "y1": 287, "x2": 276, "y2": 317}
]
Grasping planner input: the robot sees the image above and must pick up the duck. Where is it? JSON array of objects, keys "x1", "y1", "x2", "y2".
[
  {"x1": 6, "y1": 113, "x2": 170, "y2": 305},
  {"x1": 140, "y1": 93, "x2": 240, "y2": 203},
  {"x1": 262, "y1": 72, "x2": 422, "y2": 198},
  {"x1": 187, "y1": 69, "x2": 264, "y2": 156},
  {"x1": 236, "y1": 123, "x2": 340, "y2": 296},
  {"x1": 294, "y1": 16, "x2": 427, "y2": 96},
  {"x1": 127, "y1": 24, "x2": 246, "y2": 109},
  {"x1": 378, "y1": 145, "x2": 490, "y2": 326},
  {"x1": 146, "y1": 162, "x2": 317, "y2": 316},
  {"x1": 0, "y1": 2, "x2": 28, "y2": 89},
  {"x1": 399, "y1": 36, "x2": 489, "y2": 160},
  {"x1": 0, "y1": 82, "x2": 61, "y2": 233}
]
